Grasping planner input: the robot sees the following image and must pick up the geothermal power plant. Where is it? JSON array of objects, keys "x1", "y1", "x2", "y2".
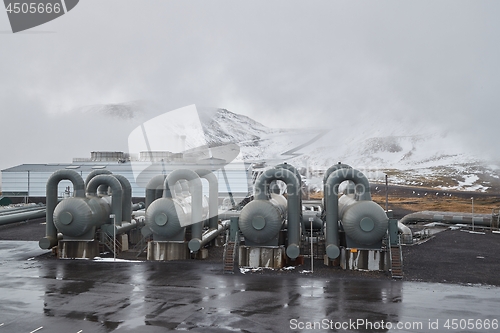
[
  {"x1": 3, "y1": 150, "x2": 500, "y2": 281},
  {"x1": 2, "y1": 153, "x2": 411, "y2": 277}
]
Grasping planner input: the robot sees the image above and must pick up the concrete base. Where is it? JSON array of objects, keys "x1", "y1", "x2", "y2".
[
  {"x1": 147, "y1": 241, "x2": 190, "y2": 261},
  {"x1": 239, "y1": 246, "x2": 286, "y2": 269},
  {"x1": 58, "y1": 240, "x2": 100, "y2": 259},
  {"x1": 194, "y1": 248, "x2": 208, "y2": 259},
  {"x1": 340, "y1": 248, "x2": 389, "y2": 271},
  {"x1": 120, "y1": 234, "x2": 129, "y2": 252},
  {"x1": 323, "y1": 255, "x2": 340, "y2": 267},
  {"x1": 215, "y1": 234, "x2": 225, "y2": 247}
]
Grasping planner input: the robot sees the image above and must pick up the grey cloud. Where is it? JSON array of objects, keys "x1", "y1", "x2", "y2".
[{"x1": 1, "y1": 0, "x2": 499, "y2": 171}]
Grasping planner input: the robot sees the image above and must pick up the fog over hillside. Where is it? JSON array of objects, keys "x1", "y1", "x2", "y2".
[{"x1": 1, "y1": 101, "x2": 499, "y2": 193}]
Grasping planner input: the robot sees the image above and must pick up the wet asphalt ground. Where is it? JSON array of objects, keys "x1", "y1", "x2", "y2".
[{"x1": 1, "y1": 240, "x2": 500, "y2": 333}]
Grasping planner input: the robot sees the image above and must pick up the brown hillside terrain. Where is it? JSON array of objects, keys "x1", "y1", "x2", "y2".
[{"x1": 310, "y1": 184, "x2": 500, "y2": 219}]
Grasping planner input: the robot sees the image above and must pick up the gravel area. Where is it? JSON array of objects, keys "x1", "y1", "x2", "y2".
[{"x1": 403, "y1": 229, "x2": 500, "y2": 286}]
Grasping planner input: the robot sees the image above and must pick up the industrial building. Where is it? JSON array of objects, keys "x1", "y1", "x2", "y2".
[{"x1": 0, "y1": 151, "x2": 253, "y2": 202}]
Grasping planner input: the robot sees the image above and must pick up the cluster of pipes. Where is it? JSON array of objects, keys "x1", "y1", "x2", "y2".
[
  {"x1": 238, "y1": 163, "x2": 390, "y2": 260},
  {"x1": 37, "y1": 163, "x2": 394, "y2": 261},
  {"x1": 0, "y1": 203, "x2": 46, "y2": 226},
  {"x1": 39, "y1": 169, "x2": 142, "y2": 250},
  {"x1": 34, "y1": 162, "x2": 500, "y2": 262},
  {"x1": 143, "y1": 169, "x2": 223, "y2": 253}
]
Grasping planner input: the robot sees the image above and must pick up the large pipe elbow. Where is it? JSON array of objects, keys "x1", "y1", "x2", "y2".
[
  {"x1": 113, "y1": 174, "x2": 132, "y2": 223},
  {"x1": 195, "y1": 169, "x2": 219, "y2": 230},
  {"x1": 324, "y1": 167, "x2": 371, "y2": 259},
  {"x1": 40, "y1": 169, "x2": 85, "y2": 250},
  {"x1": 145, "y1": 175, "x2": 166, "y2": 209},
  {"x1": 85, "y1": 169, "x2": 112, "y2": 195},
  {"x1": 86, "y1": 175, "x2": 123, "y2": 226},
  {"x1": 254, "y1": 167, "x2": 301, "y2": 259},
  {"x1": 163, "y1": 169, "x2": 204, "y2": 249}
]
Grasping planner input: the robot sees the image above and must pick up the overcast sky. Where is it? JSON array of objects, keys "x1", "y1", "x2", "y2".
[{"x1": 1, "y1": 0, "x2": 499, "y2": 172}]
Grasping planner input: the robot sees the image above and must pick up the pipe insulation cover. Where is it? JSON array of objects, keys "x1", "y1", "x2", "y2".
[
  {"x1": 162, "y1": 169, "x2": 203, "y2": 252},
  {"x1": 40, "y1": 169, "x2": 85, "y2": 250},
  {"x1": 254, "y1": 167, "x2": 301, "y2": 258},
  {"x1": 86, "y1": 174, "x2": 124, "y2": 226},
  {"x1": 144, "y1": 198, "x2": 185, "y2": 238},
  {"x1": 239, "y1": 199, "x2": 286, "y2": 244},
  {"x1": 53, "y1": 196, "x2": 110, "y2": 237},
  {"x1": 340, "y1": 198, "x2": 388, "y2": 245},
  {"x1": 324, "y1": 167, "x2": 371, "y2": 259},
  {"x1": 195, "y1": 169, "x2": 219, "y2": 230}
]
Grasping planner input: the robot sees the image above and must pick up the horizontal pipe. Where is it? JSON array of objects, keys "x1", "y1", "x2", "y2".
[
  {"x1": 0, "y1": 204, "x2": 45, "y2": 216},
  {"x1": 101, "y1": 220, "x2": 138, "y2": 236},
  {"x1": 132, "y1": 202, "x2": 145, "y2": 211},
  {"x1": 0, "y1": 209, "x2": 46, "y2": 226},
  {"x1": 199, "y1": 221, "x2": 230, "y2": 248},
  {"x1": 400, "y1": 210, "x2": 493, "y2": 227}
]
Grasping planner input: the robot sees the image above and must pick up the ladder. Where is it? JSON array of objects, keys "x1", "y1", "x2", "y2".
[
  {"x1": 390, "y1": 245, "x2": 403, "y2": 279},
  {"x1": 100, "y1": 231, "x2": 122, "y2": 257},
  {"x1": 223, "y1": 231, "x2": 238, "y2": 274},
  {"x1": 131, "y1": 234, "x2": 151, "y2": 258}
]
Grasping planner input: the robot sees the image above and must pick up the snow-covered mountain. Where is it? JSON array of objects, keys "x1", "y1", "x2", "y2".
[
  {"x1": 199, "y1": 108, "x2": 500, "y2": 192},
  {"x1": 62, "y1": 103, "x2": 500, "y2": 193}
]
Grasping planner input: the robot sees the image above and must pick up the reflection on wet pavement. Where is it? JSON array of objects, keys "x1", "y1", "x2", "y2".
[{"x1": 0, "y1": 241, "x2": 499, "y2": 332}]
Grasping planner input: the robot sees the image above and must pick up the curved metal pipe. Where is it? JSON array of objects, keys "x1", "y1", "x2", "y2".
[
  {"x1": 324, "y1": 168, "x2": 371, "y2": 259},
  {"x1": 322, "y1": 163, "x2": 351, "y2": 213},
  {"x1": 162, "y1": 169, "x2": 203, "y2": 252},
  {"x1": 0, "y1": 209, "x2": 46, "y2": 226},
  {"x1": 40, "y1": 169, "x2": 85, "y2": 249},
  {"x1": 179, "y1": 180, "x2": 190, "y2": 197},
  {"x1": 113, "y1": 174, "x2": 132, "y2": 223},
  {"x1": 398, "y1": 221, "x2": 413, "y2": 244},
  {"x1": 196, "y1": 169, "x2": 219, "y2": 230},
  {"x1": 86, "y1": 175, "x2": 123, "y2": 226},
  {"x1": 85, "y1": 169, "x2": 112, "y2": 195},
  {"x1": 275, "y1": 163, "x2": 303, "y2": 214},
  {"x1": 254, "y1": 167, "x2": 301, "y2": 259},
  {"x1": 145, "y1": 175, "x2": 166, "y2": 209}
]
